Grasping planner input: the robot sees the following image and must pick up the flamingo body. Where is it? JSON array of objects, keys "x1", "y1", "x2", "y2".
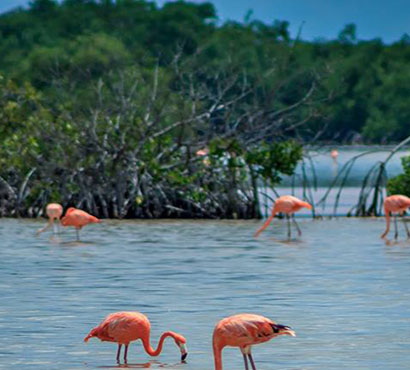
[
  {"x1": 254, "y1": 195, "x2": 312, "y2": 238},
  {"x1": 37, "y1": 203, "x2": 63, "y2": 235},
  {"x1": 381, "y1": 195, "x2": 410, "y2": 239},
  {"x1": 196, "y1": 148, "x2": 209, "y2": 156},
  {"x1": 330, "y1": 149, "x2": 338, "y2": 160},
  {"x1": 84, "y1": 311, "x2": 188, "y2": 363},
  {"x1": 61, "y1": 207, "x2": 100, "y2": 240},
  {"x1": 213, "y1": 314, "x2": 295, "y2": 370}
]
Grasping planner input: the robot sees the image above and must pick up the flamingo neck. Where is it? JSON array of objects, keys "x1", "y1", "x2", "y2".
[
  {"x1": 213, "y1": 342, "x2": 223, "y2": 370},
  {"x1": 381, "y1": 206, "x2": 391, "y2": 238},
  {"x1": 385, "y1": 208, "x2": 391, "y2": 231},
  {"x1": 142, "y1": 331, "x2": 176, "y2": 357},
  {"x1": 254, "y1": 210, "x2": 276, "y2": 237}
]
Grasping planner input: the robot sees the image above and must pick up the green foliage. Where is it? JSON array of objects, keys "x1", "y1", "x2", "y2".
[
  {"x1": 387, "y1": 156, "x2": 410, "y2": 197},
  {"x1": 362, "y1": 52, "x2": 410, "y2": 142},
  {"x1": 0, "y1": 0, "x2": 409, "y2": 143},
  {"x1": 0, "y1": 0, "x2": 409, "y2": 218},
  {"x1": 245, "y1": 141, "x2": 303, "y2": 183}
]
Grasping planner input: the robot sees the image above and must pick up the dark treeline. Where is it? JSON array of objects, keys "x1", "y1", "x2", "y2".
[{"x1": 0, "y1": 0, "x2": 409, "y2": 218}]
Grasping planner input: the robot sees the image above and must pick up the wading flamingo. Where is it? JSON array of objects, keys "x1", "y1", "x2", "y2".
[
  {"x1": 254, "y1": 195, "x2": 312, "y2": 239},
  {"x1": 381, "y1": 195, "x2": 410, "y2": 239},
  {"x1": 60, "y1": 207, "x2": 100, "y2": 241},
  {"x1": 330, "y1": 149, "x2": 339, "y2": 163},
  {"x1": 213, "y1": 313, "x2": 295, "y2": 370},
  {"x1": 36, "y1": 203, "x2": 63, "y2": 235},
  {"x1": 84, "y1": 312, "x2": 188, "y2": 364}
]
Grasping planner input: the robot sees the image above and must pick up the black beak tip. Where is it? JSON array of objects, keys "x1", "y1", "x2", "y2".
[{"x1": 181, "y1": 353, "x2": 188, "y2": 361}]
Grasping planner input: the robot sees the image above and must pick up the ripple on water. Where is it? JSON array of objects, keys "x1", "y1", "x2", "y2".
[{"x1": 0, "y1": 218, "x2": 410, "y2": 369}]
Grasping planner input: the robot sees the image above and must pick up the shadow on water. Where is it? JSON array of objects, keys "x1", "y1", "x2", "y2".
[
  {"x1": 58, "y1": 240, "x2": 96, "y2": 247},
  {"x1": 37, "y1": 233, "x2": 96, "y2": 247},
  {"x1": 97, "y1": 362, "x2": 152, "y2": 368},
  {"x1": 383, "y1": 238, "x2": 410, "y2": 247},
  {"x1": 97, "y1": 360, "x2": 185, "y2": 368},
  {"x1": 265, "y1": 237, "x2": 306, "y2": 247}
]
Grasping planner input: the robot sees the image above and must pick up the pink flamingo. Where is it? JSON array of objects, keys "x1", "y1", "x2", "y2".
[
  {"x1": 84, "y1": 311, "x2": 188, "y2": 364},
  {"x1": 381, "y1": 195, "x2": 410, "y2": 239},
  {"x1": 330, "y1": 149, "x2": 338, "y2": 162},
  {"x1": 213, "y1": 313, "x2": 295, "y2": 370},
  {"x1": 196, "y1": 148, "x2": 209, "y2": 156},
  {"x1": 196, "y1": 147, "x2": 210, "y2": 166},
  {"x1": 60, "y1": 207, "x2": 100, "y2": 241},
  {"x1": 36, "y1": 203, "x2": 63, "y2": 235},
  {"x1": 254, "y1": 195, "x2": 312, "y2": 238}
]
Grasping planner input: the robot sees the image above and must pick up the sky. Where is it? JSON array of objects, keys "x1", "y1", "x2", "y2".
[{"x1": 1, "y1": 0, "x2": 409, "y2": 43}]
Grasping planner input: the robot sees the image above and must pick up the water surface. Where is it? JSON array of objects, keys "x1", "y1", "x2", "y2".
[{"x1": 1, "y1": 218, "x2": 410, "y2": 369}]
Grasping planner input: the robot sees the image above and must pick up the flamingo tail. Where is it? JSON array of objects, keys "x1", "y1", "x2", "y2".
[
  {"x1": 91, "y1": 216, "x2": 101, "y2": 223},
  {"x1": 301, "y1": 201, "x2": 312, "y2": 210},
  {"x1": 254, "y1": 211, "x2": 276, "y2": 238}
]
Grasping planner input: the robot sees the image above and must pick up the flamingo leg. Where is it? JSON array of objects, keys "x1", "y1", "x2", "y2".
[
  {"x1": 243, "y1": 354, "x2": 249, "y2": 370},
  {"x1": 394, "y1": 215, "x2": 398, "y2": 240},
  {"x1": 292, "y1": 214, "x2": 302, "y2": 236},
  {"x1": 286, "y1": 214, "x2": 291, "y2": 239},
  {"x1": 401, "y1": 215, "x2": 410, "y2": 238},
  {"x1": 52, "y1": 220, "x2": 58, "y2": 234},
  {"x1": 248, "y1": 354, "x2": 257, "y2": 370},
  {"x1": 124, "y1": 344, "x2": 129, "y2": 363},
  {"x1": 76, "y1": 228, "x2": 80, "y2": 241},
  {"x1": 116, "y1": 344, "x2": 122, "y2": 363}
]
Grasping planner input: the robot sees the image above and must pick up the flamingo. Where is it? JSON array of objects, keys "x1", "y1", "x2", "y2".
[
  {"x1": 380, "y1": 194, "x2": 410, "y2": 239},
  {"x1": 254, "y1": 195, "x2": 312, "y2": 239},
  {"x1": 196, "y1": 148, "x2": 209, "y2": 156},
  {"x1": 60, "y1": 207, "x2": 100, "y2": 241},
  {"x1": 213, "y1": 313, "x2": 295, "y2": 370},
  {"x1": 196, "y1": 147, "x2": 210, "y2": 166},
  {"x1": 36, "y1": 203, "x2": 63, "y2": 235},
  {"x1": 330, "y1": 149, "x2": 338, "y2": 162},
  {"x1": 84, "y1": 311, "x2": 188, "y2": 364}
]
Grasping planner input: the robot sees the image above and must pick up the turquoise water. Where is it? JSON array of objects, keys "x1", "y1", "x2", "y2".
[{"x1": 1, "y1": 218, "x2": 410, "y2": 369}]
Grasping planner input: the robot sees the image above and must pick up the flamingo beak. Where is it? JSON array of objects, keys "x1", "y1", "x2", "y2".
[
  {"x1": 284, "y1": 328, "x2": 296, "y2": 337},
  {"x1": 179, "y1": 343, "x2": 188, "y2": 361},
  {"x1": 281, "y1": 325, "x2": 296, "y2": 337},
  {"x1": 271, "y1": 324, "x2": 296, "y2": 337}
]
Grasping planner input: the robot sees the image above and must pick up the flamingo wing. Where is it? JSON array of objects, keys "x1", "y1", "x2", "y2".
[
  {"x1": 390, "y1": 195, "x2": 410, "y2": 212},
  {"x1": 85, "y1": 312, "x2": 147, "y2": 344},
  {"x1": 219, "y1": 314, "x2": 275, "y2": 343},
  {"x1": 106, "y1": 312, "x2": 147, "y2": 343}
]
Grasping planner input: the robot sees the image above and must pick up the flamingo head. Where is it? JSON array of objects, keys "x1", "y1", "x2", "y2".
[
  {"x1": 270, "y1": 323, "x2": 296, "y2": 337},
  {"x1": 173, "y1": 334, "x2": 188, "y2": 361}
]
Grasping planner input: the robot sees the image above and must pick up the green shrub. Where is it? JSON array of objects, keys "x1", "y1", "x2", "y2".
[{"x1": 387, "y1": 156, "x2": 410, "y2": 196}]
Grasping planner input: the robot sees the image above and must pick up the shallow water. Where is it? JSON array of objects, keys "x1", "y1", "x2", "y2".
[{"x1": 1, "y1": 218, "x2": 410, "y2": 369}]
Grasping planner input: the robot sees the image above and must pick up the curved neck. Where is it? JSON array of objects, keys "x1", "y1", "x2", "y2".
[
  {"x1": 385, "y1": 210, "x2": 391, "y2": 230},
  {"x1": 381, "y1": 207, "x2": 391, "y2": 238},
  {"x1": 213, "y1": 342, "x2": 223, "y2": 370},
  {"x1": 254, "y1": 211, "x2": 275, "y2": 238},
  {"x1": 142, "y1": 331, "x2": 176, "y2": 357}
]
